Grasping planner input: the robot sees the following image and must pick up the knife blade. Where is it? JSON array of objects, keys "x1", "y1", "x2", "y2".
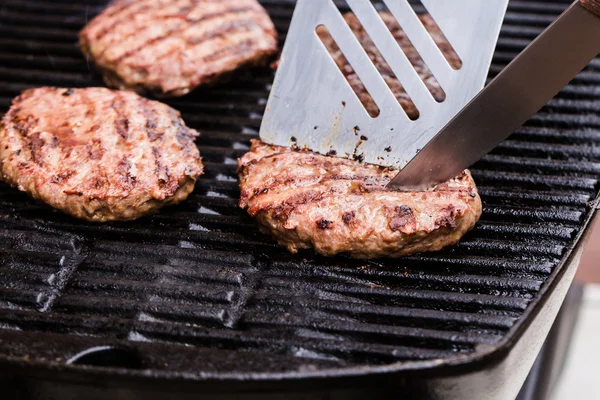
[{"x1": 387, "y1": 0, "x2": 600, "y2": 190}]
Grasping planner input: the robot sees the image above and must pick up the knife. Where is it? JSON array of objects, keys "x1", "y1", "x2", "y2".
[{"x1": 388, "y1": 0, "x2": 600, "y2": 190}]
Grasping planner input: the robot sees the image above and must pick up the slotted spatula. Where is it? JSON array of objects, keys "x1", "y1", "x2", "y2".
[{"x1": 260, "y1": 0, "x2": 509, "y2": 168}]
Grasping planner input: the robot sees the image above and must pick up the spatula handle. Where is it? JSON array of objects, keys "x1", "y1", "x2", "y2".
[{"x1": 581, "y1": 0, "x2": 600, "y2": 17}]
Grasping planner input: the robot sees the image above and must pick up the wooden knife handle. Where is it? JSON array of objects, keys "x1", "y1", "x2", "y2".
[{"x1": 581, "y1": 0, "x2": 600, "y2": 17}]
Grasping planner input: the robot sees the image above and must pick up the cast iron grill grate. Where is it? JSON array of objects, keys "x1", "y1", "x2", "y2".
[{"x1": 0, "y1": 0, "x2": 598, "y2": 374}]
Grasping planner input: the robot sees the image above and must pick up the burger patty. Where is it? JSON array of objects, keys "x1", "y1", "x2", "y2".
[
  {"x1": 79, "y1": 0, "x2": 278, "y2": 97},
  {"x1": 0, "y1": 87, "x2": 204, "y2": 222},
  {"x1": 238, "y1": 140, "x2": 481, "y2": 259},
  {"x1": 317, "y1": 12, "x2": 462, "y2": 118}
]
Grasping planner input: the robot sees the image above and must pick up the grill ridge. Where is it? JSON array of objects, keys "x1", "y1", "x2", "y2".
[{"x1": 0, "y1": 0, "x2": 598, "y2": 378}]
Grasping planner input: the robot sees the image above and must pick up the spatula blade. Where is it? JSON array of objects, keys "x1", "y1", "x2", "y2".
[{"x1": 260, "y1": 0, "x2": 509, "y2": 168}]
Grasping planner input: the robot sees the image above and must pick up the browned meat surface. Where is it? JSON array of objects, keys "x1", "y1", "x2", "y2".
[
  {"x1": 0, "y1": 87, "x2": 204, "y2": 222},
  {"x1": 317, "y1": 12, "x2": 462, "y2": 118},
  {"x1": 80, "y1": 0, "x2": 278, "y2": 97},
  {"x1": 238, "y1": 140, "x2": 481, "y2": 259}
]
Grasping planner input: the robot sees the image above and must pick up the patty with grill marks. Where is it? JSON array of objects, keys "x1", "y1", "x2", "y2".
[
  {"x1": 317, "y1": 12, "x2": 462, "y2": 118},
  {"x1": 238, "y1": 140, "x2": 481, "y2": 259},
  {"x1": 79, "y1": 0, "x2": 278, "y2": 97},
  {"x1": 0, "y1": 87, "x2": 204, "y2": 222}
]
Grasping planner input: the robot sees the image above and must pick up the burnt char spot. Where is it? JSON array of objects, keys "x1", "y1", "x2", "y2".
[
  {"x1": 115, "y1": 118, "x2": 129, "y2": 140},
  {"x1": 86, "y1": 138, "x2": 104, "y2": 160},
  {"x1": 62, "y1": 88, "x2": 75, "y2": 96},
  {"x1": 290, "y1": 136, "x2": 297, "y2": 142},
  {"x1": 360, "y1": 135, "x2": 368, "y2": 141},
  {"x1": 389, "y1": 205, "x2": 417, "y2": 233},
  {"x1": 253, "y1": 187, "x2": 269, "y2": 197},
  {"x1": 435, "y1": 205, "x2": 458, "y2": 228},
  {"x1": 146, "y1": 120, "x2": 161, "y2": 141},
  {"x1": 51, "y1": 170, "x2": 75, "y2": 183},
  {"x1": 316, "y1": 219, "x2": 333, "y2": 229},
  {"x1": 152, "y1": 147, "x2": 170, "y2": 184},
  {"x1": 326, "y1": 150, "x2": 337, "y2": 156},
  {"x1": 384, "y1": 146, "x2": 392, "y2": 152},
  {"x1": 143, "y1": 107, "x2": 163, "y2": 141},
  {"x1": 90, "y1": 176, "x2": 107, "y2": 190},
  {"x1": 342, "y1": 211, "x2": 355, "y2": 224}
]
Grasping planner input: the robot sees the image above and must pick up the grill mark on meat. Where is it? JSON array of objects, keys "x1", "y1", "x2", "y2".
[
  {"x1": 152, "y1": 146, "x2": 170, "y2": 184},
  {"x1": 86, "y1": 138, "x2": 104, "y2": 160},
  {"x1": 115, "y1": 118, "x2": 129, "y2": 140},
  {"x1": 255, "y1": 190, "x2": 323, "y2": 219},
  {"x1": 111, "y1": 1, "x2": 199, "y2": 63},
  {"x1": 200, "y1": 38, "x2": 258, "y2": 65},
  {"x1": 117, "y1": 156, "x2": 136, "y2": 190},
  {"x1": 28, "y1": 133, "x2": 45, "y2": 166},
  {"x1": 93, "y1": 0, "x2": 202, "y2": 57},
  {"x1": 143, "y1": 108, "x2": 163, "y2": 141},
  {"x1": 388, "y1": 205, "x2": 417, "y2": 233},
  {"x1": 117, "y1": 6, "x2": 257, "y2": 65},
  {"x1": 112, "y1": 93, "x2": 129, "y2": 141},
  {"x1": 241, "y1": 161, "x2": 391, "y2": 199},
  {"x1": 93, "y1": 1, "x2": 158, "y2": 44},
  {"x1": 185, "y1": 15, "x2": 262, "y2": 46}
]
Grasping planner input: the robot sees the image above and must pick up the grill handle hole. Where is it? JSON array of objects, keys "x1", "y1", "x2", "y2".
[{"x1": 67, "y1": 346, "x2": 143, "y2": 369}]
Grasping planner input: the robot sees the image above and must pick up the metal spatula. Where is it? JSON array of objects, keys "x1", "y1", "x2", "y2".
[{"x1": 260, "y1": 0, "x2": 509, "y2": 168}]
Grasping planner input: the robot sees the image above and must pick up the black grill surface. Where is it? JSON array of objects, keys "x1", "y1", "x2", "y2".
[{"x1": 0, "y1": 0, "x2": 598, "y2": 379}]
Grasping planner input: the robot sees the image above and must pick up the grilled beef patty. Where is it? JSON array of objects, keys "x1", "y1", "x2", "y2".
[
  {"x1": 317, "y1": 12, "x2": 462, "y2": 118},
  {"x1": 79, "y1": 0, "x2": 278, "y2": 97},
  {"x1": 0, "y1": 87, "x2": 204, "y2": 222},
  {"x1": 238, "y1": 140, "x2": 481, "y2": 259}
]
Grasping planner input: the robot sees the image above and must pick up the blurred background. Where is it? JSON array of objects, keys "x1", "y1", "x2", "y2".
[{"x1": 553, "y1": 217, "x2": 600, "y2": 400}]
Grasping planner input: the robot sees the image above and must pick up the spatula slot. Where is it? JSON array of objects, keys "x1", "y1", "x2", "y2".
[
  {"x1": 409, "y1": 0, "x2": 463, "y2": 71},
  {"x1": 318, "y1": 10, "x2": 422, "y2": 120},
  {"x1": 367, "y1": 2, "x2": 449, "y2": 104},
  {"x1": 316, "y1": 24, "x2": 382, "y2": 118}
]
